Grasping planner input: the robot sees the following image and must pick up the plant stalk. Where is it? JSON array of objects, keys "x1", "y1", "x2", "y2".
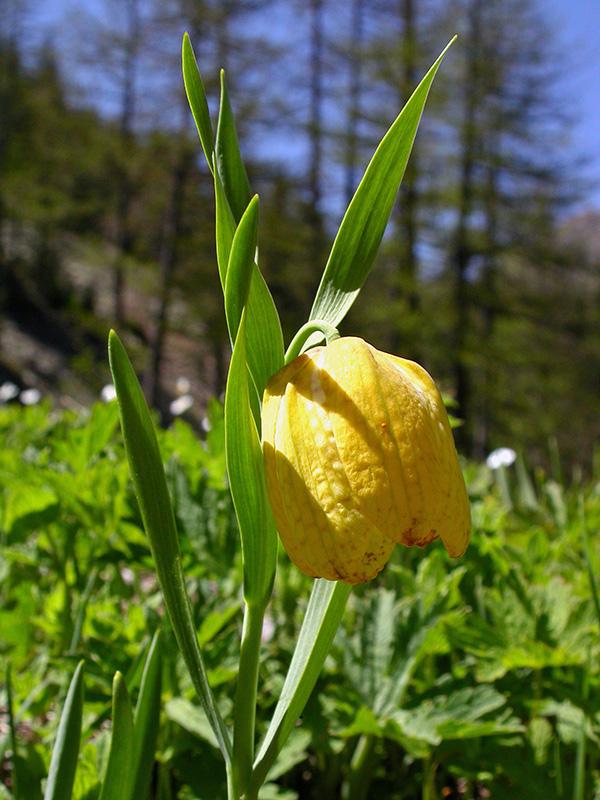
[
  {"x1": 284, "y1": 319, "x2": 340, "y2": 364},
  {"x1": 344, "y1": 733, "x2": 376, "y2": 800},
  {"x1": 231, "y1": 599, "x2": 267, "y2": 798}
]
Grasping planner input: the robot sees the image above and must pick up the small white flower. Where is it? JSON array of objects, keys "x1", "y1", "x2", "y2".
[
  {"x1": 120, "y1": 567, "x2": 135, "y2": 585},
  {"x1": 0, "y1": 382, "x2": 19, "y2": 402},
  {"x1": 20, "y1": 388, "x2": 41, "y2": 406},
  {"x1": 261, "y1": 615, "x2": 275, "y2": 643},
  {"x1": 176, "y1": 376, "x2": 191, "y2": 395},
  {"x1": 170, "y1": 394, "x2": 194, "y2": 416},
  {"x1": 486, "y1": 447, "x2": 516, "y2": 470},
  {"x1": 101, "y1": 384, "x2": 117, "y2": 402},
  {"x1": 201, "y1": 416, "x2": 212, "y2": 432}
]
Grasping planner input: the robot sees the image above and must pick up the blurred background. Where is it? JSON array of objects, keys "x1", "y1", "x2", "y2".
[{"x1": 1, "y1": 0, "x2": 599, "y2": 467}]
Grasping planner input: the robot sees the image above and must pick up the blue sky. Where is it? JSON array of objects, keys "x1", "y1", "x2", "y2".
[
  {"x1": 27, "y1": 0, "x2": 600, "y2": 208},
  {"x1": 544, "y1": 0, "x2": 600, "y2": 208}
]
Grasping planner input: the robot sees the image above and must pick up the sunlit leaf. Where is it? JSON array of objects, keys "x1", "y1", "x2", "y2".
[
  {"x1": 388, "y1": 686, "x2": 523, "y2": 747},
  {"x1": 308, "y1": 38, "x2": 455, "y2": 339},
  {"x1": 225, "y1": 195, "x2": 260, "y2": 343},
  {"x1": 131, "y1": 631, "x2": 162, "y2": 800},
  {"x1": 250, "y1": 580, "x2": 352, "y2": 792},
  {"x1": 44, "y1": 661, "x2": 84, "y2": 800},
  {"x1": 108, "y1": 330, "x2": 232, "y2": 763},
  {"x1": 224, "y1": 312, "x2": 277, "y2": 605},
  {"x1": 182, "y1": 33, "x2": 214, "y2": 171},
  {"x1": 98, "y1": 672, "x2": 134, "y2": 800},
  {"x1": 216, "y1": 70, "x2": 252, "y2": 222}
]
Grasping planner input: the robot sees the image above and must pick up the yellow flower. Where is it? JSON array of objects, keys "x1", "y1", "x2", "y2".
[{"x1": 261, "y1": 337, "x2": 470, "y2": 584}]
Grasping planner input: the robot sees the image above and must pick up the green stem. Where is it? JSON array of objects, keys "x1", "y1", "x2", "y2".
[
  {"x1": 226, "y1": 767, "x2": 236, "y2": 800},
  {"x1": 344, "y1": 734, "x2": 376, "y2": 800},
  {"x1": 232, "y1": 600, "x2": 267, "y2": 798},
  {"x1": 68, "y1": 567, "x2": 98, "y2": 653},
  {"x1": 579, "y1": 494, "x2": 600, "y2": 627},
  {"x1": 554, "y1": 737, "x2": 564, "y2": 797},
  {"x1": 422, "y1": 757, "x2": 437, "y2": 800},
  {"x1": 284, "y1": 320, "x2": 340, "y2": 364}
]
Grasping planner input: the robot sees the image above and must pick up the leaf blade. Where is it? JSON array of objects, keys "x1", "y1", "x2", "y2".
[
  {"x1": 309, "y1": 37, "x2": 455, "y2": 330},
  {"x1": 44, "y1": 661, "x2": 85, "y2": 800},
  {"x1": 131, "y1": 631, "x2": 162, "y2": 800},
  {"x1": 182, "y1": 32, "x2": 214, "y2": 172},
  {"x1": 225, "y1": 194, "x2": 260, "y2": 342},
  {"x1": 250, "y1": 580, "x2": 351, "y2": 791},
  {"x1": 224, "y1": 312, "x2": 277, "y2": 605},
  {"x1": 216, "y1": 69, "x2": 252, "y2": 222},
  {"x1": 108, "y1": 330, "x2": 231, "y2": 763},
  {"x1": 98, "y1": 672, "x2": 135, "y2": 800},
  {"x1": 214, "y1": 172, "x2": 284, "y2": 397}
]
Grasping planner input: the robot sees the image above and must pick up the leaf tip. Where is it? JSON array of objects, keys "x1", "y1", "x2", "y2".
[
  {"x1": 107, "y1": 329, "x2": 121, "y2": 360},
  {"x1": 441, "y1": 34, "x2": 458, "y2": 58},
  {"x1": 112, "y1": 671, "x2": 125, "y2": 695}
]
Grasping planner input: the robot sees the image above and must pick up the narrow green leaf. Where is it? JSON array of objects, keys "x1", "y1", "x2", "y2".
[
  {"x1": 216, "y1": 69, "x2": 252, "y2": 222},
  {"x1": 224, "y1": 312, "x2": 277, "y2": 605},
  {"x1": 108, "y1": 330, "x2": 232, "y2": 763},
  {"x1": 250, "y1": 580, "x2": 352, "y2": 791},
  {"x1": 182, "y1": 34, "x2": 283, "y2": 396},
  {"x1": 182, "y1": 33, "x2": 214, "y2": 172},
  {"x1": 98, "y1": 673, "x2": 134, "y2": 800},
  {"x1": 516, "y1": 454, "x2": 538, "y2": 510},
  {"x1": 245, "y1": 270, "x2": 285, "y2": 399},
  {"x1": 44, "y1": 661, "x2": 85, "y2": 800},
  {"x1": 131, "y1": 631, "x2": 162, "y2": 800},
  {"x1": 580, "y1": 495, "x2": 600, "y2": 628},
  {"x1": 68, "y1": 568, "x2": 98, "y2": 654},
  {"x1": 573, "y1": 660, "x2": 590, "y2": 800},
  {"x1": 225, "y1": 195, "x2": 260, "y2": 342},
  {"x1": 309, "y1": 37, "x2": 455, "y2": 332},
  {"x1": 214, "y1": 163, "x2": 236, "y2": 289},
  {"x1": 5, "y1": 664, "x2": 19, "y2": 800},
  {"x1": 214, "y1": 167, "x2": 284, "y2": 398}
]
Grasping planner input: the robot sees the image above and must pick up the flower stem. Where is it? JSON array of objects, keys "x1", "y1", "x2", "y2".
[
  {"x1": 231, "y1": 599, "x2": 267, "y2": 798},
  {"x1": 344, "y1": 733, "x2": 376, "y2": 800},
  {"x1": 284, "y1": 320, "x2": 340, "y2": 364}
]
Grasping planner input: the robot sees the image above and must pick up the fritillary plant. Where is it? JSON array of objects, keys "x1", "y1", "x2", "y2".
[{"x1": 40, "y1": 32, "x2": 464, "y2": 800}]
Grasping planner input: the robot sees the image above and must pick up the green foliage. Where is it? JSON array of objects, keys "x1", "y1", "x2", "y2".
[{"x1": 1, "y1": 402, "x2": 599, "y2": 797}]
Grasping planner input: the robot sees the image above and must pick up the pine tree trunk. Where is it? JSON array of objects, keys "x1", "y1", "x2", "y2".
[
  {"x1": 477, "y1": 135, "x2": 500, "y2": 459},
  {"x1": 112, "y1": 0, "x2": 140, "y2": 326},
  {"x1": 398, "y1": 0, "x2": 418, "y2": 312},
  {"x1": 388, "y1": 0, "x2": 420, "y2": 357},
  {"x1": 143, "y1": 140, "x2": 191, "y2": 409}
]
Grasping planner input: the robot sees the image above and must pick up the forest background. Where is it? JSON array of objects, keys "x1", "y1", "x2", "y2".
[{"x1": 2, "y1": 0, "x2": 600, "y2": 468}]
